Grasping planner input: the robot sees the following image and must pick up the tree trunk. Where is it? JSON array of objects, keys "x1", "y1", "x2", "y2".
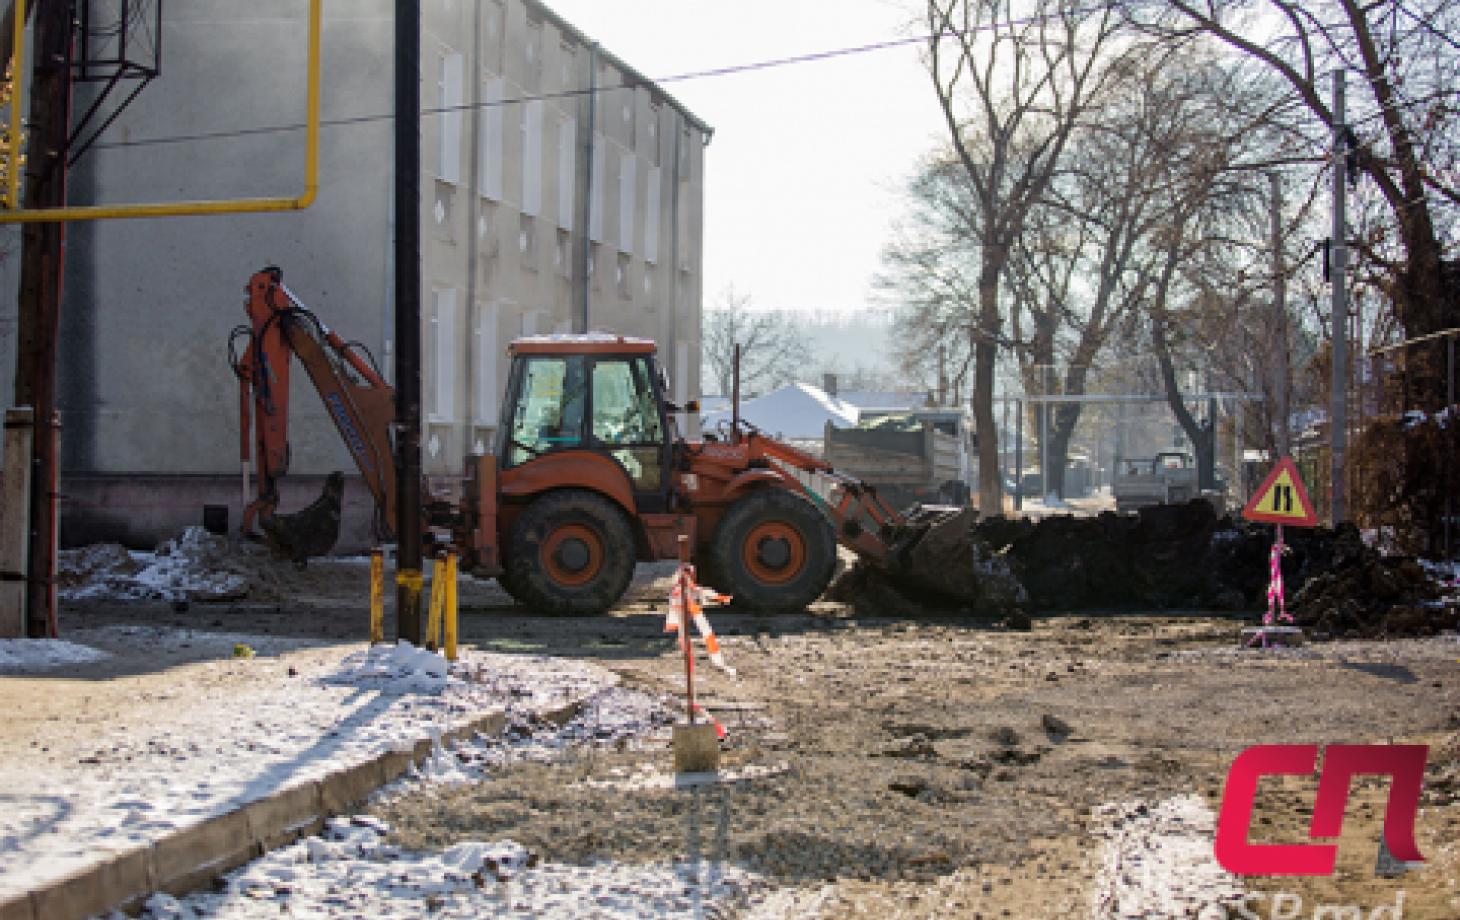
[
  {"x1": 973, "y1": 254, "x2": 1003, "y2": 515},
  {"x1": 1151, "y1": 313, "x2": 1213, "y2": 493},
  {"x1": 1045, "y1": 404, "x2": 1077, "y2": 498}
]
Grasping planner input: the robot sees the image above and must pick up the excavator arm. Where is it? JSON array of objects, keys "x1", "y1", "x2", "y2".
[{"x1": 233, "y1": 267, "x2": 397, "y2": 558}]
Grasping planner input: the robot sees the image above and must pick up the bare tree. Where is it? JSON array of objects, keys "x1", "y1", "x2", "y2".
[
  {"x1": 922, "y1": 0, "x2": 1136, "y2": 512},
  {"x1": 700, "y1": 287, "x2": 814, "y2": 397},
  {"x1": 1136, "y1": 0, "x2": 1460, "y2": 396},
  {"x1": 879, "y1": 159, "x2": 980, "y2": 406}
]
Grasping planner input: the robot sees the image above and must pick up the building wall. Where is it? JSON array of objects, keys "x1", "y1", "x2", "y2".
[{"x1": 0, "y1": 0, "x2": 707, "y2": 545}]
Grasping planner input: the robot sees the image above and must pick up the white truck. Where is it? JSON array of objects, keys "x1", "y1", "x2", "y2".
[{"x1": 1112, "y1": 451, "x2": 1199, "y2": 512}]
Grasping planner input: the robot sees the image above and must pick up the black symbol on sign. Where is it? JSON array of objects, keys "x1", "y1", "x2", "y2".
[{"x1": 1271, "y1": 484, "x2": 1293, "y2": 513}]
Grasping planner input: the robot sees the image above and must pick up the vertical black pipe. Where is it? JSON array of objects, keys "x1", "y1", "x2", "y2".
[
  {"x1": 394, "y1": 0, "x2": 423, "y2": 644},
  {"x1": 15, "y1": 0, "x2": 73, "y2": 637},
  {"x1": 573, "y1": 42, "x2": 596, "y2": 333}
]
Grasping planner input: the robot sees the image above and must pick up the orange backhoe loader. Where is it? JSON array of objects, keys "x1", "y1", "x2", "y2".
[{"x1": 233, "y1": 267, "x2": 981, "y2": 613}]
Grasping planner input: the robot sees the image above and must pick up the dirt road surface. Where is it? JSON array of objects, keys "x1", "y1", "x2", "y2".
[{"x1": 41, "y1": 557, "x2": 1460, "y2": 918}]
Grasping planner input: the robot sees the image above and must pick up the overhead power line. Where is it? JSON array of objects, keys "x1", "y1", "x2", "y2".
[{"x1": 87, "y1": 2, "x2": 1118, "y2": 153}]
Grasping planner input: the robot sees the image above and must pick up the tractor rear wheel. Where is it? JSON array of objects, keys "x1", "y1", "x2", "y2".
[
  {"x1": 507, "y1": 490, "x2": 636, "y2": 615},
  {"x1": 707, "y1": 489, "x2": 836, "y2": 613}
]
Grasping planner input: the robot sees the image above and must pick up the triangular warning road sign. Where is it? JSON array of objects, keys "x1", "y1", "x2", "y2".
[{"x1": 1242, "y1": 455, "x2": 1318, "y2": 526}]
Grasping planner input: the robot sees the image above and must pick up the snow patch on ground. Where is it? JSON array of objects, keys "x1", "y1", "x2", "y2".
[
  {"x1": 0, "y1": 630, "x2": 614, "y2": 905},
  {"x1": 0, "y1": 637, "x2": 110, "y2": 672},
  {"x1": 59, "y1": 528, "x2": 281, "y2": 602},
  {"x1": 373, "y1": 686, "x2": 681, "y2": 793},
  {"x1": 116, "y1": 686, "x2": 771, "y2": 919},
  {"x1": 1090, "y1": 795, "x2": 1244, "y2": 919},
  {"x1": 114, "y1": 816, "x2": 765, "y2": 919}
]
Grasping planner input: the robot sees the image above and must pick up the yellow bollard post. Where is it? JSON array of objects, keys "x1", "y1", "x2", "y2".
[
  {"x1": 425, "y1": 556, "x2": 446, "y2": 652},
  {"x1": 444, "y1": 552, "x2": 459, "y2": 662},
  {"x1": 368, "y1": 549, "x2": 384, "y2": 645}
]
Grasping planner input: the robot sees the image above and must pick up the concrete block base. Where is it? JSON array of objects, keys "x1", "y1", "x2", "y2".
[
  {"x1": 673, "y1": 722, "x2": 720, "y2": 774},
  {"x1": 1240, "y1": 625, "x2": 1304, "y2": 648}
]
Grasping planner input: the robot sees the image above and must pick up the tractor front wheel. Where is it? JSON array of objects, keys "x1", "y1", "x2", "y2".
[
  {"x1": 707, "y1": 489, "x2": 836, "y2": 613},
  {"x1": 507, "y1": 490, "x2": 636, "y2": 614}
]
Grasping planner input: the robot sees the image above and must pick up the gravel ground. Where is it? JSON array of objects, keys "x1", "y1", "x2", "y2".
[
  {"x1": 35, "y1": 544, "x2": 1460, "y2": 918},
  {"x1": 369, "y1": 612, "x2": 1459, "y2": 918}
]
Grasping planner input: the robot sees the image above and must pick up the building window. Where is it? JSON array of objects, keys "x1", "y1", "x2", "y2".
[
  {"x1": 556, "y1": 115, "x2": 576, "y2": 231},
  {"x1": 480, "y1": 75, "x2": 505, "y2": 200},
  {"x1": 616, "y1": 252, "x2": 631, "y2": 299},
  {"x1": 558, "y1": 39, "x2": 574, "y2": 90},
  {"x1": 555, "y1": 229, "x2": 571, "y2": 276},
  {"x1": 521, "y1": 99, "x2": 543, "y2": 217},
  {"x1": 589, "y1": 142, "x2": 605, "y2": 243},
  {"x1": 519, "y1": 213, "x2": 538, "y2": 269},
  {"x1": 647, "y1": 102, "x2": 662, "y2": 166},
  {"x1": 618, "y1": 151, "x2": 636, "y2": 256},
  {"x1": 524, "y1": 15, "x2": 543, "y2": 91},
  {"x1": 644, "y1": 165, "x2": 661, "y2": 265},
  {"x1": 430, "y1": 287, "x2": 459, "y2": 421},
  {"x1": 437, "y1": 50, "x2": 463, "y2": 185}
]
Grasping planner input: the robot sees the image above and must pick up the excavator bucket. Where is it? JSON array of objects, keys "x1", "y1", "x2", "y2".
[
  {"x1": 879, "y1": 505, "x2": 1027, "y2": 614},
  {"x1": 259, "y1": 471, "x2": 345, "y2": 566}
]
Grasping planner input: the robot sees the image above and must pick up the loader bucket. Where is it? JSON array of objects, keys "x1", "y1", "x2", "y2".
[
  {"x1": 259, "y1": 471, "x2": 345, "y2": 566},
  {"x1": 881, "y1": 505, "x2": 1027, "y2": 614}
]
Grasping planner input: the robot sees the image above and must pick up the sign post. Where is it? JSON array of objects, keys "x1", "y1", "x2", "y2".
[{"x1": 1240, "y1": 456, "x2": 1318, "y2": 647}]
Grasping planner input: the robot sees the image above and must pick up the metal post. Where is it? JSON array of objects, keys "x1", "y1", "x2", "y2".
[
  {"x1": 394, "y1": 0, "x2": 424, "y2": 644},
  {"x1": 677, "y1": 535, "x2": 695, "y2": 724},
  {"x1": 731, "y1": 343, "x2": 741, "y2": 441},
  {"x1": 1330, "y1": 70, "x2": 1348, "y2": 524},
  {"x1": 1270, "y1": 172, "x2": 1290, "y2": 457},
  {"x1": 1014, "y1": 398, "x2": 1023, "y2": 512},
  {"x1": 13, "y1": 0, "x2": 72, "y2": 638},
  {"x1": 1447, "y1": 334, "x2": 1455, "y2": 558},
  {"x1": 573, "y1": 43, "x2": 597, "y2": 333},
  {"x1": 0, "y1": 408, "x2": 32, "y2": 638},
  {"x1": 369, "y1": 548, "x2": 384, "y2": 644},
  {"x1": 1039, "y1": 367, "x2": 1050, "y2": 501}
]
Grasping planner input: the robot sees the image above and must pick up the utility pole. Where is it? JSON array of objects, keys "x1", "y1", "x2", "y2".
[
  {"x1": 12, "y1": 0, "x2": 72, "y2": 638},
  {"x1": 394, "y1": 0, "x2": 423, "y2": 644},
  {"x1": 1329, "y1": 70, "x2": 1348, "y2": 524},
  {"x1": 1270, "y1": 172, "x2": 1290, "y2": 457},
  {"x1": 572, "y1": 43, "x2": 596, "y2": 333}
]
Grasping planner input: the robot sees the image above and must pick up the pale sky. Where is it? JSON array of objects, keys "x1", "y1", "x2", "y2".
[{"x1": 547, "y1": 0, "x2": 949, "y2": 317}]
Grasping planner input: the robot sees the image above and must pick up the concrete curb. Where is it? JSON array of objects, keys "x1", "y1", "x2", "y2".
[{"x1": 0, "y1": 693, "x2": 590, "y2": 920}]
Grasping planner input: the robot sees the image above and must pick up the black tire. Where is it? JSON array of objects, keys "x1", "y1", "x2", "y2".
[
  {"x1": 706, "y1": 489, "x2": 837, "y2": 613},
  {"x1": 506, "y1": 490, "x2": 636, "y2": 615},
  {"x1": 495, "y1": 565, "x2": 526, "y2": 605}
]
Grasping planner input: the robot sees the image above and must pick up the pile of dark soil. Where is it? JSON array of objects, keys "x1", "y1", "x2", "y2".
[
  {"x1": 1290, "y1": 552, "x2": 1452, "y2": 638},
  {"x1": 829, "y1": 500, "x2": 1457, "y2": 638},
  {"x1": 973, "y1": 500, "x2": 1370, "y2": 612}
]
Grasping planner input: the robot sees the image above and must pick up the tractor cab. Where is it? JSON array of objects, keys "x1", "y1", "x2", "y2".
[{"x1": 499, "y1": 335, "x2": 673, "y2": 512}]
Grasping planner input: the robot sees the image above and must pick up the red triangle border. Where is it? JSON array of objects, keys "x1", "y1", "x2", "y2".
[{"x1": 1241, "y1": 455, "x2": 1319, "y2": 527}]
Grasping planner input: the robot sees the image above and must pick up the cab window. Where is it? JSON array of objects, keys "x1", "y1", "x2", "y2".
[
  {"x1": 590, "y1": 357, "x2": 664, "y2": 491},
  {"x1": 506, "y1": 356, "x2": 586, "y2": 465}
]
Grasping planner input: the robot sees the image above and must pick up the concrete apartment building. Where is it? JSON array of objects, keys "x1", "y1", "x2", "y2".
[{"x1": 0, "y1": 0, "x2": 709, "y2": 548}]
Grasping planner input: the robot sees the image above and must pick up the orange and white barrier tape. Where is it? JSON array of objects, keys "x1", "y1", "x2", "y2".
[
  {"x1": 665, "y1": 563, "x2": 735, "y2": 676},
  {"x1": 692, "y1": 702, "x2": 728, "y2": 741}
]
